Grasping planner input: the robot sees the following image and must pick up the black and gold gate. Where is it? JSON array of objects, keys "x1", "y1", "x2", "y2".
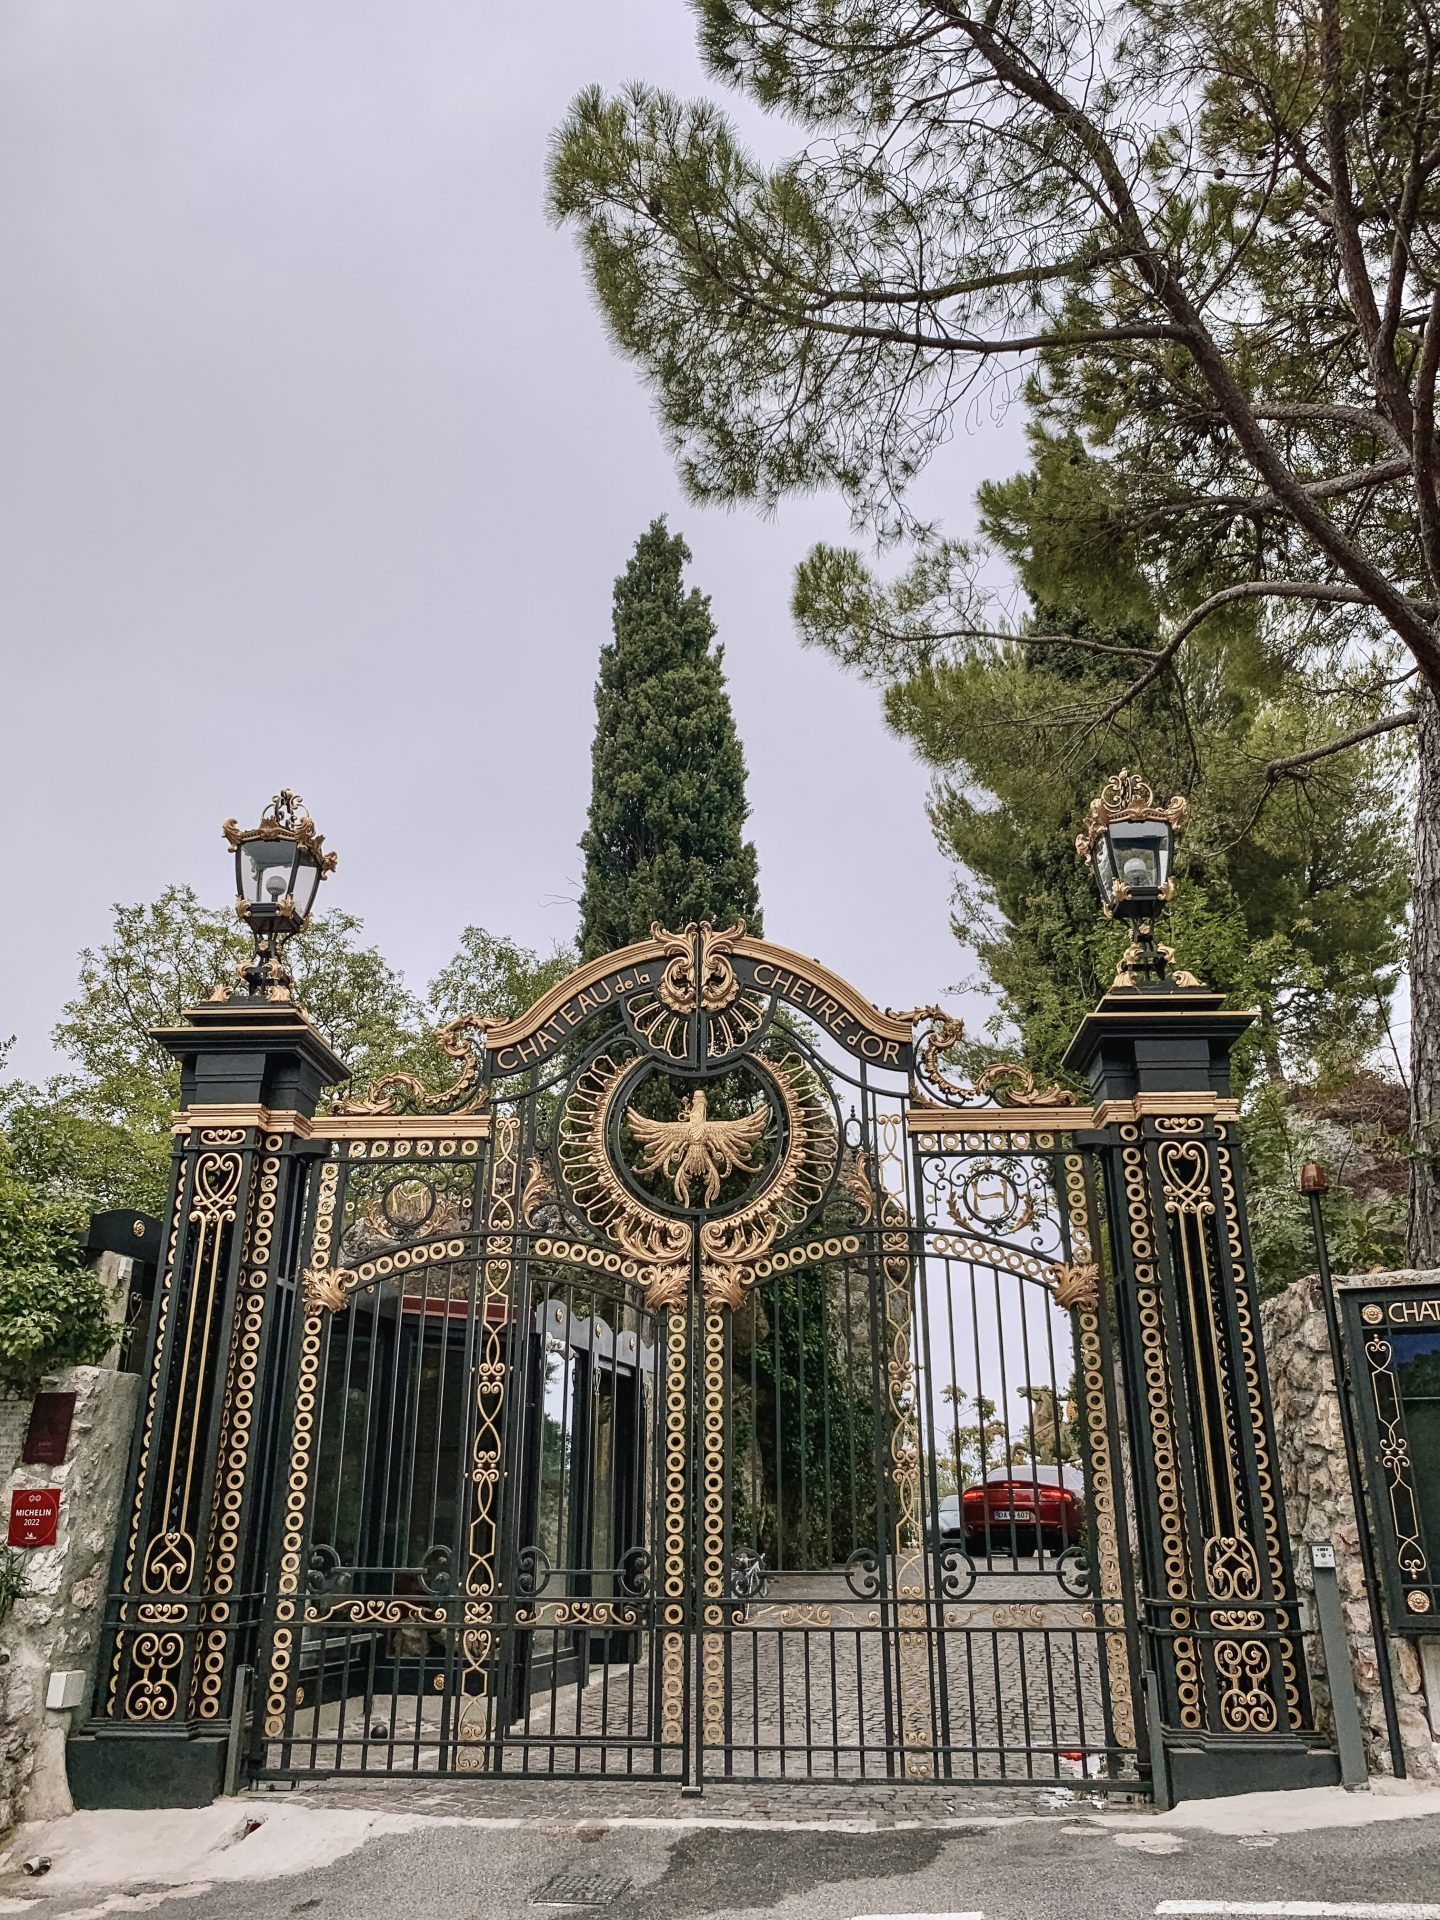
[
  {"x1": 84, "y1": 920, "x2": 1341, "y2": 1803},
  {"x1": 248, "y1": 924, "x2": 1141, "y2": 1784}
]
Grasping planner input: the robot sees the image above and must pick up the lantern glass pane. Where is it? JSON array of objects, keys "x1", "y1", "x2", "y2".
[
  {"x1": 290, "y1": 851, "x2": 322, "y2": 923},
  {"x1": 238, "y1": 838, "x2": 298, "y2": 912},
  {"x1": 1093, "y1": 836, "x2": 1116, "y2": 903},
  {"x1": 1108, "y1": 820, "x2": 1168, "y2": 897}
]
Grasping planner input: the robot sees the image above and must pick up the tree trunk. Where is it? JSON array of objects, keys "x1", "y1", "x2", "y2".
[{"x1": 1409, "y1": 684, "x2": 1440, "y2": 1265}]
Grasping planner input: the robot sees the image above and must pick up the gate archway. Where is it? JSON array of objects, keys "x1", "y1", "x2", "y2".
[
  {"x1": 86, "y1": 917, "x2": 1340, "y2": 1808},
  {"x1": 254, "y1": 923, "x2": 1140, "y2": 1784}
]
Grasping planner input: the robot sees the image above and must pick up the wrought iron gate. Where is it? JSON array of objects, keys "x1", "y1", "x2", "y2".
[{"x1": 246, "y1": 925, "x2": 1142, "y2": 1785}]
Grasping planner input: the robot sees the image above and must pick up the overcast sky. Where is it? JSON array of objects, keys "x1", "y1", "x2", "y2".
[{"x1": 1, "y1": 1, "x2": 1030, "y2": 1083}]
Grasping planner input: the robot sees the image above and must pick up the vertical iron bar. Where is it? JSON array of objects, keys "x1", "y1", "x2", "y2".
[{"x1": 1306, "y1": 1182, "x2": 1404, "y2": 1778}]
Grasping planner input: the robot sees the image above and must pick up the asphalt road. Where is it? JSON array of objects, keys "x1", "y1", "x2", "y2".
[{"x1": 4, "y1": 1794, "x2": 1440, "y2": 1920}]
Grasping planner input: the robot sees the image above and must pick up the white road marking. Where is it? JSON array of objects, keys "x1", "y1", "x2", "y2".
[
  {"x1": 1157, "y1": 1904, "x2": 1440, "y2": 1917},
  {"x1": 849, "y1": 1913, "x2": 984, "y2": 1919}
]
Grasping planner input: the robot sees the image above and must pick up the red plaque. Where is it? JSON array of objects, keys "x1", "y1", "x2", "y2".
[
  {"x1": 22, "y1": 1391, "x2": 77, "y2": 1466},
  {"x1": 8, "y1": 1487, "x2": 61, "y2": 1548}
]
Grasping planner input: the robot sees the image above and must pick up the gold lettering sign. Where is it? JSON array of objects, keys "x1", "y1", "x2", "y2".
[
  {"x1": 739, "y1": 957, "x2": 911, "y2": 1069},
  {"x1": 1388, "y1": 1297, "x2": 1440, "y2": 1324},
  {"x1": 491, "y1": 965, "x2": 660, "y2": 1074}
]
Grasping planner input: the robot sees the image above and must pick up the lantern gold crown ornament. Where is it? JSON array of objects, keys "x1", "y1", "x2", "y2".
[
  {"x1": 220, "y1": 790, "x2": 337, "y2": 998},
  {"x1": 1076, "y1": 770, "x2": 1194, "y2": 985}
]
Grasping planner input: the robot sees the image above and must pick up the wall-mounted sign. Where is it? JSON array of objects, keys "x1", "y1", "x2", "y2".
[
  {"x1": 1342, "y1": 1281, "x2": 1440, "y2": 1623},
  {"x1": 7, "y1": 1486, "x2": 61, "y2": 1548},
  {"x1": 22, "y1": 1391, "x2": 77, "y2": 1466}
]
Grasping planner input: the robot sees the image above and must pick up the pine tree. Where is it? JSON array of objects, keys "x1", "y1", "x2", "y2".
[{"x1": 578, "y1": 520, "x2": 761, "y2": 957}]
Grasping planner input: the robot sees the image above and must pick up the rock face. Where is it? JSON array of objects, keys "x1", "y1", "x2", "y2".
[
  {"x1": 0, "y1": 1325, "x2": 140, "y2": 1832},
  {"x1": 1260, "y1": 1268, "x2": 1440, "y2": 1780}
]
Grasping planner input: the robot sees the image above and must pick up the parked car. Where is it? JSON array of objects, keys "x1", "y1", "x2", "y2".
[
  {"x1": 960, "y1": 1464, "x2": 1086, "y2": 1554},
  {"x1": 930, "y1": 1493, "x2": 965, "y2": 1545}
]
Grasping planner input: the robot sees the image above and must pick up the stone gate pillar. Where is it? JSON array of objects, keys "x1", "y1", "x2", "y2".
[
  {"x1": 69, "y1": 997, "x2": 346, "y2": 1808},
  {"x1": 1064, "y1": 983, "x2": 1339, "y2": 1799}
]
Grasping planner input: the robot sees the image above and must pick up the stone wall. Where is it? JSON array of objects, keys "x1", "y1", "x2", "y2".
[
  {"x1": 0, "y1": 1253, "x2": 141, "y2": 1833},
  {"x1": 1260, "y1": 1268, "x2": 1440, "y2": 1779}
]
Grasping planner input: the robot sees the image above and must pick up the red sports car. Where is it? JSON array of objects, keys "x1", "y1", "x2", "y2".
[{"x1": 958, "y1": 1464, "x2": 1086, "y2": 1553}]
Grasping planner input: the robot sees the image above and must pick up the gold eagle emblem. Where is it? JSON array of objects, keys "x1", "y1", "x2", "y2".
[{"x1": 625, "y1": 1090, "x2": 769, "y2": 1209}]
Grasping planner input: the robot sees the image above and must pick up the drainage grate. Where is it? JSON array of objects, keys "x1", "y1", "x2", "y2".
[{"x1": 529, "y1": 1869, "x2": 632, "y2": 1908}]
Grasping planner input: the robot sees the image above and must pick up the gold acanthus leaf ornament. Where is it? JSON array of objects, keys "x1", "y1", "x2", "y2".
[
  {"x1": 520, "y1": 1156, "x2": 555, "y2": 1226},
  {"x1": 626, "y1": 1090, "x2": 768, "y2": 1209},
  {"x1": 651, "y1": 919, "x2": 746, "y2": 1016},
  {"x1": 303, "y1": 1265, "x2": 358, "y2": 1316},
  {"x1": 1050, "y1": 1261, "x2": 1101, "y2": 1312}
]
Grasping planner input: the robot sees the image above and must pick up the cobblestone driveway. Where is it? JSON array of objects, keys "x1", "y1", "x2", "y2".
[{"x1": 271, "y1": 1567, "x2": 1134, "y2": 1785}]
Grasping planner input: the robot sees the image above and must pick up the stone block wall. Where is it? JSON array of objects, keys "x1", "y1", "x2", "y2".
[
  {"x1": 1260, "y1": 1268, "x2": 1440, "y2": 1779},
  {"x1": 0, "y1": 1253, "x2": 141, "y2": 1833}
]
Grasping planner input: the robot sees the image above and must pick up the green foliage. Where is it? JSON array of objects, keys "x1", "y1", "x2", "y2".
[
  {"x1": 429, "y1": 927, "x2": 576, "y2": 1027},
  {"x1": 0, "y1": 1262, "x2": 115, "y2": 1395},
  {"x1": 792, "y1": 565, "x2": 1408, "y2": 1091},
  {"x1": 731, "y1": 1271, "x2": 879, "y2": 1563},
  {"x1": 0, "y1": 1044, "x2": 116, "y2": 1392},
  {"x1": 548, "y1": 3, "x2": 1433, "y2": 1241},
  {"x1": 0, "y1": 1549, "x2": 32, "y2": 1625},
  {"x1": 4, "y1": 891, "x2": 575, "y2": 1233},
  {"x1": 52, "y1": 886, "x2": 427, "y2": 1125},
  {"x1": 548, "y1": 1, "x2": 1440, "y2": 643},
  {"x1": 579, "y1": 519, "x2": 762, "y2": 955},
  {"x1": 1242, "y1": 1077, "x2": 1409, "y2": 1296}
]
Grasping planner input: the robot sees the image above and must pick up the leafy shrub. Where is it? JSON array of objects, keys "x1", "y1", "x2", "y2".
[{"x1": 0, "y1": 1262, "x2": 115, "y2": 1395}]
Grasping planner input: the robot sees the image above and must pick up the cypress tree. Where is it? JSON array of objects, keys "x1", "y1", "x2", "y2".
[{"x1": 578, "y1": 519, "x2": 761, "y2": 958}]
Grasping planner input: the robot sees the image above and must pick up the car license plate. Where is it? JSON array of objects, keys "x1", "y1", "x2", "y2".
[{"x1": 991, "y1": 1509, "x2": 1026, "y2": 1522}]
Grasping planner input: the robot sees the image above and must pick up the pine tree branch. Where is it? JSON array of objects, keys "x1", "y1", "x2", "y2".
[
  {"x1": 1262, "y1": 709, "x2": 1419, "y2": 780},
  {"x1": 1071, "y1": 580, "x2": 1416, "y2": 740}
]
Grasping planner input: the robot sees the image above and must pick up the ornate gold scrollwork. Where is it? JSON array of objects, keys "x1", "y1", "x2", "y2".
[
  {"x1": 1121, "y1": 1133, "x2": 1202, "y2": 1728},
  {"x1": 1074, "y1": 769, "x2": 1191, "y2": 863},
  {"x1": 630, "y1": 921, "x2": 766, "y2": 1058},
  {"x1": 659, "y1": 1308, "x2": 689, "y2": 1746},
  {"x1": 141, "y1": 1529, "x2": 195, "y2": 1594},
  {"x1": 843, "y1": 1146, "x2": 876, "y2": 1226},
  {"x1": 1363, "y1": 1331, "x2": 1432, "y2": 1592},
  {"x1": 305, "y1": 1597, "x2": 447, "y2": 1627},
  {"x1": 556, "y1": 1048, "x2": 837, "y2": 1312},
  {"x1": 700, "y1": 1261, "x2": 750, "y2": 1310},
  {"x1": 332, "y1": 1014, "x2": 491, "y2": 1118},
  {"x1": 1206, "y1": 1534, "x2": 1276, "y2": 1731},
  {"x1": 900, "y1": 1006, "x2": 1077, "y2": 1110},
  {"x1": 262, "y1": 1157, "x2": 337, "y2": 1738},
  {"x1": 223, "y1": 789, "x2": 336, "y2": 870},
  {"x1": 515, "y1": 1600, "x2": 640, "y2": 1628},
  {"x1": 1063, "y1": 1153, "x2": 1135, "y2": 1750},
  {"x1": 457, "y1": 1113, "x2": 519, "y2": 1765},
  {"x1": 1114, "y1": 942, "x2": 1204, "y2": 989},
  {"x1": 558, "y1": 1054, "x2": 694, "y2": 1275},
  {"x1": 124, "y1": 1147, "x2": 243, "y2": 1723},
  {"x1": 871, "y1": 1176, "x2": 934, "y2": 1778},
  {"x1": 653, "y1": 919, "x2": 745, "y2": 1015}
]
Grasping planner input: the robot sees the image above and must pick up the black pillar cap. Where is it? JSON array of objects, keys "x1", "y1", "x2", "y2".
[
  {"x1": 1061, "y1": 986, "x2": 1255, "y2": 1105},
  {"x1": 150, "y1": 997, "x2": 350, "y2": 1118}
]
